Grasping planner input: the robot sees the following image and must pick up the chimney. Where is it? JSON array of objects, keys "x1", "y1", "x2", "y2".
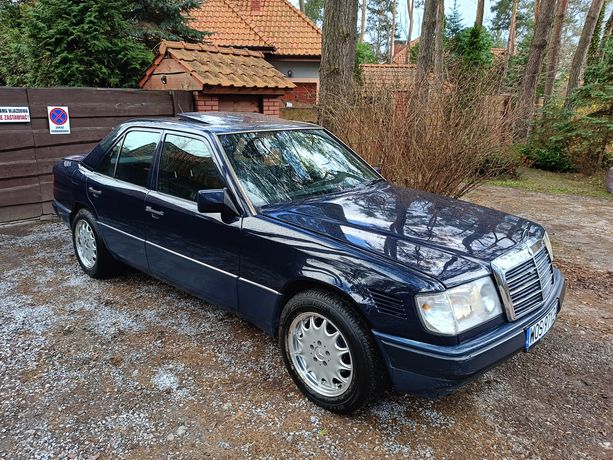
[{"x1": 251, "y1": 0, "x2": 262, "y2": 15}]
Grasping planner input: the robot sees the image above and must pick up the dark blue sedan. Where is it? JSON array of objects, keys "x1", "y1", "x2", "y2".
[{"x1": 53, "y1": 112, "x2": 565, "y2": 413}]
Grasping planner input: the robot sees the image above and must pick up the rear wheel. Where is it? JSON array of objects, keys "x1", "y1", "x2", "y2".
[
  {"x1": 279, "y1": 289, "x2": 382, "y2": 413},
  {"x1": 72, "y1": 208, "x2": 117, "y2": 278}
]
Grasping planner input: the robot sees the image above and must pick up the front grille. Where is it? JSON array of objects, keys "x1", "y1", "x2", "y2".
[
  {"x1": 368, "y1": 289, "x2": 407, "y2": 319},
  {"x1": 492, "y1": 239, "x2": 555, "y2": 321},
  {"x1": 506, "y1": 247, "x2": 554, "y2": 318}
]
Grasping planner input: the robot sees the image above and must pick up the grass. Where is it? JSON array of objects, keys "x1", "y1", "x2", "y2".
[{"x1": 487, "y1": 167, "x2": 613, "y2": 199}]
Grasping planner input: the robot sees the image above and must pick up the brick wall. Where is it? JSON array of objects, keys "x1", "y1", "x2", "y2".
[
  {"x1": 262, "y1": 97, "x2": 280, "y2": 116},
  {"x1": 193, "y1": 93, "x2": 219, "y2": 112},
  {"x1": 282, "y1": 82, "x2": 317, "y2": 105}
]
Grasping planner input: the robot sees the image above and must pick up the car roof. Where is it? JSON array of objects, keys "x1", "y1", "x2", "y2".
[{"x1": 123, "y1": 112, "x2": 319, "y2": 134}]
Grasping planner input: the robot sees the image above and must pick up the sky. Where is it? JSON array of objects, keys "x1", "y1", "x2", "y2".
[
  {"x1": 398, "y1": 1, "x2": 494, "y2": 40},
  {"x1": 288, "y1": 1, "x2": 494, "y2": 41}
]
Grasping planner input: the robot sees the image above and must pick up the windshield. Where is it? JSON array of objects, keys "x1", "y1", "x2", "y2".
[{"x1": 219, "y1": 129, "x2": 379, "y2": 207}]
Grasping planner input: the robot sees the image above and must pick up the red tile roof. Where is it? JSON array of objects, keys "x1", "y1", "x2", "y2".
[
  {"x1": 190, "y1": 0, "x2": 322, "y2": 57},
  {"x1": 360, "y1": 64, "x2": 415, "y2": 91},
  {"x1": 139, "y1": 41, "x2": 295, "y2": 90}
]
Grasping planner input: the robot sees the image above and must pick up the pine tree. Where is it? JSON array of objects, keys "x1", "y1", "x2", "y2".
[
  {"x1": 565, "y1": 0, "x2": 606, "y2": 105},
  {"x1": 319, "y1": 0, "x2": 358, "y2": 126},
  {"x1": 543, "y1": 0, "x2": 569, "y2": 102},
  {"x1": 304, "y1": 0, "x2": 324, "y2": 25},
  {"x1": 452, "y1": 26, "x2": 494, "y2": 70},
  {"x1": 446, "y1": 0, "x2": 464, "y2": 39},
  {"x1": 490, "y1": 0, "x2": 532, "y2": 39},
  {"x1": 131, "y1": 0, "x2": 206, "y2": 50},
  {"x1": 514, "y1": 0, "x2": 557, "y2": 137},
  {"x1": 0, "y1": 0, "x2": 208, "y2": 87},
  {"x1": 23, "y1": 0, "x2": 153, "y2": 87},
  {"x1": 417, "y1": 0, "x2": 438, "y2": 76},
  {"x1": 584, "y1": 0, "x2": 608, "y2": 82},
  {"x1": 366, "y1": 0, "x2": 394, "y2": 62}
]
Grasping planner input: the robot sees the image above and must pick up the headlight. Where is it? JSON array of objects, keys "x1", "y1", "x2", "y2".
[
  {"x1": 415, "y1": 277, "x2": 503, "y2": 336},
  {"x1": 543, "y1": 231, "x2": 554, "y2": 261}
]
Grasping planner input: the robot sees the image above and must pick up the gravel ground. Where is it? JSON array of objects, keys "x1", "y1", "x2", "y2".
[{"x1": 0, "y1": 187, "x2": 611, "y2": 459}]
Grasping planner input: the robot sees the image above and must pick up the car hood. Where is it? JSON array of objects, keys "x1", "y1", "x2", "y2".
[{"x1": 260, "y1": 182, "x2": 544, "y2": 286}]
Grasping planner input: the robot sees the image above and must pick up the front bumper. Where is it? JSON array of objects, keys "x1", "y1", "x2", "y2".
[{"x1": 374, "y1": 269, "x2": 565, "y2": 396}]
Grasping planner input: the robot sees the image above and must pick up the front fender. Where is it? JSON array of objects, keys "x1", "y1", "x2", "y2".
[{"x1": 238, "y1": 215, "x2": 441, "y2": 341}]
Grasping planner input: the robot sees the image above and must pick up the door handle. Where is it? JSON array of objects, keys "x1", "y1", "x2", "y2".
[
  {"x1": 88, "y1": 187, "x2": 102, "y2": 197},
  {"x1": 145, "y1": 205, "x2": 164, "y2": 218}
]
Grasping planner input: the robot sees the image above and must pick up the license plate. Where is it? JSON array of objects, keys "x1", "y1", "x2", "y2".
[{"x1": 525, "y1": 306, "x2": 557, "y2": 351}]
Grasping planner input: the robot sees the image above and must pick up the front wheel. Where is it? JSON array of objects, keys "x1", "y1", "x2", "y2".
[
  {"x1": 279, "y1": 289, "x2": 383, "y2": 413},
  {"x1": 72, "y1": 208, "x2": 117, "y2": 278}
]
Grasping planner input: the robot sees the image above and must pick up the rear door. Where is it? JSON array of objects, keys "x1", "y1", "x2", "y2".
[
  {"x1": 144, "y1": 131, "x2": 242, "y2": 310},
  {"x1": 86, "y1": 129, "x2": 161, "y2": 271}
]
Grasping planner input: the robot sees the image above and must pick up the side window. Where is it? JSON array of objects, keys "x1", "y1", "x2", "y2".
[
  {"x1": 97, "y1": 138, "x2": 123, "y2": 177},
  {"x1": 114, "y1": 131, "x2": 160, "y2": 187},
  {"x1": 158, "y1": 134, "x2": 224, "y2": 201}
]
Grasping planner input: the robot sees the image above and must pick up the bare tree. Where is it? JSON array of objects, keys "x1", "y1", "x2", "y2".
[
  {"x1": 388, "y1": 0, "x2": 397, "y2": 62},
  {"x1": 543, "y1": 0, "x2": 569, "y2": 103},
  {"x1": 360, "y1": 0, "x2": 367, "y2": 43},
  {"x1": 299, "y1": 0, "x2": 305, "y2": 13},
  {"x1": 475, "y1": 0, "x2": 485, "y2": 28},
  {"x1": 319, "y1": 0, "x2": 359, "y2": 126},
  {"x1": 417, "y1": 0, "x2": 438, "y2": 77},
  {"x1": 565, "y1": 0, "x2": 606, "y2": 106},
  {"x1": 502, "y1": 0, "x2": 519, "y2": 80},
  {"x1": 514, "y1": 0, "x2": 557, "y2": 138},
  {"x1": 434, "y1": 0, "x2": 445, "y2": 75},
  {"x1": 405, "y1": 0, "x2": 415, "y2": 64}
]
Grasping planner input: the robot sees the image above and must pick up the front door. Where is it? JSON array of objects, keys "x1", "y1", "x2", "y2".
[
  {"x1": 144, "y1": 132, "x2": 241, "y2": 310},
  {"x1": 86, "y1": 129, "x2": 161, "y2": 272}
]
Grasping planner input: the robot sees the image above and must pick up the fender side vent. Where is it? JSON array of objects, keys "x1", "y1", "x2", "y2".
[{"x1": 368, "y1": 289, "x2": 407, "y2": 319}]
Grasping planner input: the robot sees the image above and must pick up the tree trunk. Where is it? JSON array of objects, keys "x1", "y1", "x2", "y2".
[
  {"x1": 534, "y1": 0, "x2": 541, "y2": 22},
  {"x1": 360, "y1": 0, "x2": 366, "y2": 43},
  {"x1": 565, "y1": 0, "x2": 606, "y2": 107},
  {"x1": 586, "y1": 0, "x2": 606, "y2": 68},
  {"x1": 543, "y1": 0, "x2": 569, "y2": 103},
  {"x1": 299, "y1": 0, "x2": 305, "y2": 13},
  {"x1": 319, "y1": 0, "x2": 359, "y2": 127},
  {"x1": 434, "y1": 0, "x2": 445, "y2": 76},
  {"x1": 405, "y1": 0, "x2": 414, "y2": 64},
  {"x1": 600, "y1": 8, "x2": 613, "y2": 54},
  {"x1": 514, "y1": 0, "x2": 557, "y2": 138},
  {"x1": 417, "y1": 0, "x2": 437, "y2": 77},
  {"x1": 388, "y1": 0, "x2": 397, "y2": 63},
  {"x1": 502, "y1": 0, "x2": 519, "y2": 80},
  {"x1": 475, "y1": 0, "x2": 485, "y2": 28}
]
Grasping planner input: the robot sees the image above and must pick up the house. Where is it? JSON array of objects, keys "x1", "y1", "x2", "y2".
[
  {"x1": 393, "y1": 39, "x2": 506, "y2": 66},
  {"x1": 189, "y1": 0, "x2": 322, "y2": 105},
  {"x1": 391, "y1": 38, "x2": 420, "y2": 65},
  {"x1": 138, "y1": 41, "x2": 295, "y2": 116}
]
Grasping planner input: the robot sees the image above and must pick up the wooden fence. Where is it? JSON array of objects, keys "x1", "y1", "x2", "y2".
[{"x1": 0, "y1": 87, "x2": 192, "y2": 223}]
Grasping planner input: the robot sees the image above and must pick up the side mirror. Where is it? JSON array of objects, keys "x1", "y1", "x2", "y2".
[
  {"x1": 197, "y1": 188, "x2": 239, "y2": 215},
  {"x1": 373, "y1": 165, "x2": 382, "y2": 174}
]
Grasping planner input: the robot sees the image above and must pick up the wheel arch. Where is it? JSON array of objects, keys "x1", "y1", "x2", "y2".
[
  {"x1": 70, "y1": 201, "x2": 96, "y2": 226},
  {"x1": 275, "y1": 277, "x2": 373, "y2": 337}
]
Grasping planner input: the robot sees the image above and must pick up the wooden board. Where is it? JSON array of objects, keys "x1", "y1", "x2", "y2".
[{"x1": 0, "y1": 87, "x2": 190, "y2": 222}]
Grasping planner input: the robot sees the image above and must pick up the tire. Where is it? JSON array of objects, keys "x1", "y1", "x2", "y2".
[
  {"x1": 71, "y1": 208, "x2": 117, "y2": 278},
  {"x1": 279, "y1": 289, "x2": 383, "y2": 413}
]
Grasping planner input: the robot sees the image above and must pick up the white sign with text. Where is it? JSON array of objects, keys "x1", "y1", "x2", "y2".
[{"x1": 0, "y1": 106, "x2": 30, "y2": 123}]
